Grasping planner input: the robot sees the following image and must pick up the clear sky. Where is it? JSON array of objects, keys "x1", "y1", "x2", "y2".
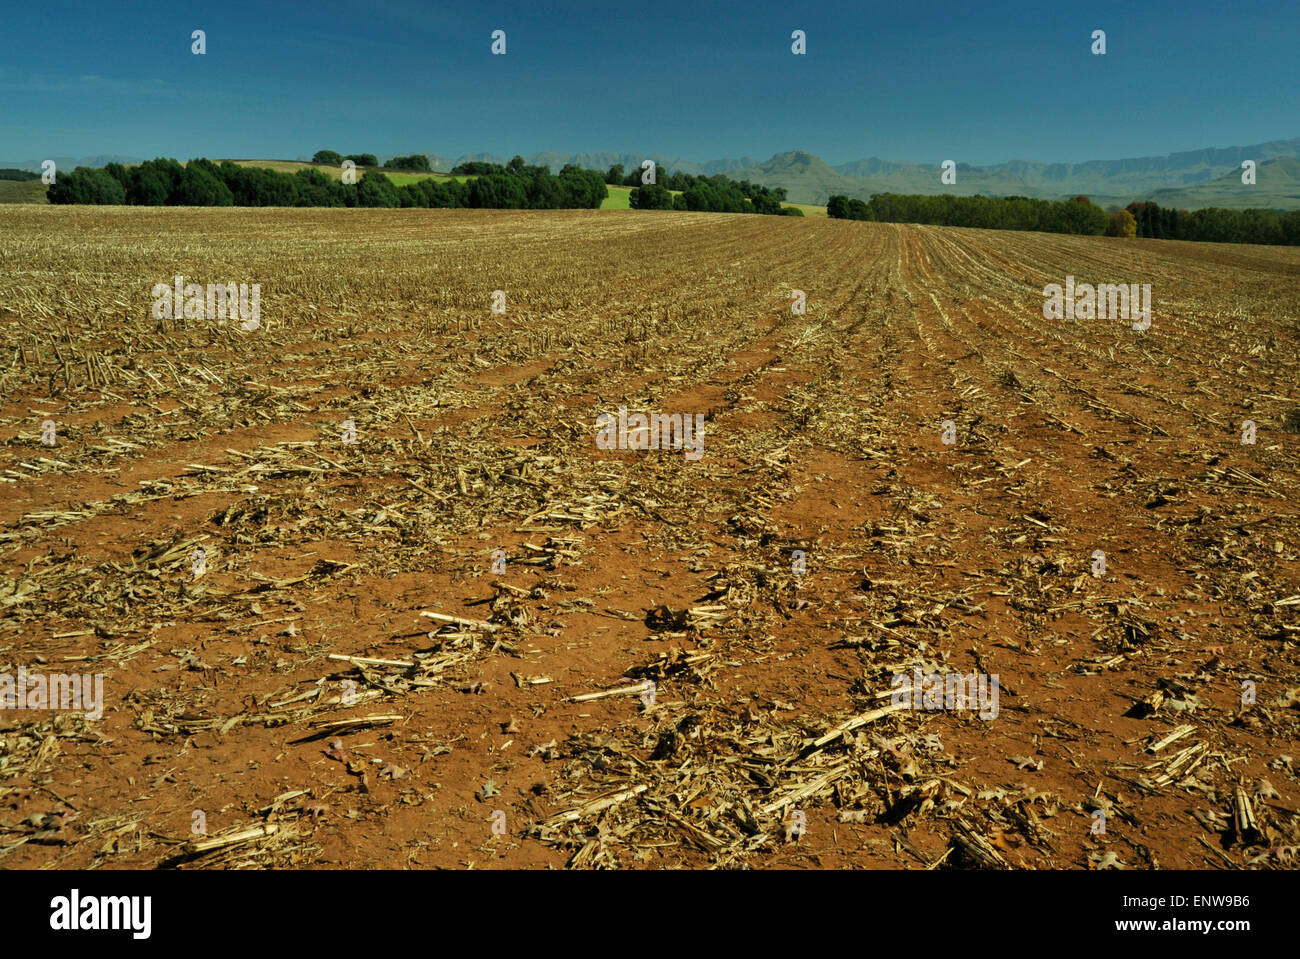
[{"x1": 1, "y1": 0, "x2": 1295, "y2": 165}]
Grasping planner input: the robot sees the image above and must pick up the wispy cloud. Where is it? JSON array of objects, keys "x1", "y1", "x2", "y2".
[{"x1": 0, "y1": 71, "x2": 177, "y2": 95}]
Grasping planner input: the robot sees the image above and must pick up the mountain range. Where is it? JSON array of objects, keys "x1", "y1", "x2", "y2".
[
  {"x1": 5, "y1": 139, "x2": 1299, "y2": 210},
  {"x1": 406, "y1": 140, "x2": 1300, "y2": 209}
]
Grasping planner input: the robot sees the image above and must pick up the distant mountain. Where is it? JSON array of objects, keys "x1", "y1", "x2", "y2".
[
  {"x1": 13, "y1": 139, "x2": 1300, "y2": 210},
  {"x1": 729, "y1": 151, "x2": 849, "y2": 202},
  {"x1": 0, "y1": 154, "x2": 143, "y2": 172},
  {"x1": 983, "y1": 138, "x2": 1300, "y2": 196},
  {"x1": 759, "y1": 138, "x2": 1300, "y2": 209},
  {"x1": 736, "y1": 151, "x2": 1032, "y2": 205},
  {"x1": 831, "y1": 157, "x2": 914, "y2": 178},
  {"x1": 1142, "y1": 157, "x2": 1300, "y2": 210}
]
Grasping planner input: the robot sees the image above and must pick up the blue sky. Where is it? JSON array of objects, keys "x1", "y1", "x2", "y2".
[{"x1": 1, "y1": 0, "x2": 1296, "y2": 165}]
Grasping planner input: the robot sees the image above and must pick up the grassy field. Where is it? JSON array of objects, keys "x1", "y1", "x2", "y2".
[
  {"x1": 1, "y1": 205, "x2": 1297, "y2": 871},
  {"x1": 0, "y1": 179, "x2": 47, "y2": 203},
  {"x1": 783, "y1": 202, "x2": 827, "y2": 217},
  {"x1": 600, "y1": 185, "x2": 632, "y2": 209}
]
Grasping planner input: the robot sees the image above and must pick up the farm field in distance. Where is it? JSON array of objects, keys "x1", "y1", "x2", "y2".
[
  {"x1": 0, "y1": 160, "x2": 813, "y2": 213},
  {"x1": 224, "y1": 159, "x2": 474, "y2": 186},
  {"x1": 0, "y1": 180, "x2": 49, "y2": 204},
  {"x1": 0, "y1": 206, "x2": 1297, "y2": 870}
]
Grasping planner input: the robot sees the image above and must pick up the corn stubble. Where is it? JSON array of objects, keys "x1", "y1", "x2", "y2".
[{"x1": 0, "y1": 206, "x2": 1298, "y2": 870}]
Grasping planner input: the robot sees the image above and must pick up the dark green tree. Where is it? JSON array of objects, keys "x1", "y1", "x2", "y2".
[
  {"x1": 102, "y1": 163, "x2": 129, "y2": 189},
  {"x1": 294, "y1": 167, "x2": 340, "y2": 206},
  {"x1": 127, "y1": 158, "x2": 184, "y2": 203},
  {"x1": 558, "y1": 166, "x2": 607, "y2": 207},
  {"x1": 356, "y1": 170, "x2": 399, "y2": 207},
  {"x1": 451, "y1": 161, "x2": 505, "y2": 175},
  {"x1": 175, "y1": 165, "x2": 234, "y2": 205},
  {"x1": 527, "y1": 171, "x2": 565, "y2": 208},
  {"x1": 384, "y1": 154, "x2": 433, "y2": 172},
  {"x1": 127, "y1": 167, "x2": 171, "y2": 205},
  {"x1": 629, "y1": 184, "x2": 673, "y2": 209},
  {"x1": 46, "y1": 167, "x2": 127, "y2": 204}
]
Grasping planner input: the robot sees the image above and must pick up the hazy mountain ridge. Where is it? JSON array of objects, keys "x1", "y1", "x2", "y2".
[
  {"x1": 738, "y1": 140, "x2": 1300, "y2": 208},
  {"x1": 0, "y1": 154, "x2": 144, "y2": 172},
  {"x1": 8, "y1": 139, "x2": 1299, "y2": 210},
  {"x1": 1144, "y1": 156, "x2": 1300, "y2": 210}
]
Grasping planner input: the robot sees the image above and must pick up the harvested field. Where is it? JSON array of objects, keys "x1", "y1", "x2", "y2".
[{"x1": 1, "y1": 205, "x2": 1298, "y2": 870}]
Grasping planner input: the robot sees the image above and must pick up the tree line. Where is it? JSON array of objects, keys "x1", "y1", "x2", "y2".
[
  {"x1": 1124, "y1": 201, "x2": 1300, "y2": 245},
  {"x1": 826, "y1": 191, "x2": 1300, "y2": 246},
  {"x1": 311, "y1": 150, "x2": 433, "y2": 172},
  {"x1": 451, "y1": 158, "x2": 801, "y2": 214},
  {"x1": 43, "y1": 151, "x2": 803, "y2": 215},
  {"x1": 45, "y1": 157, "x2": 607, "y2": 209},
  {"x1": 827, "y1": 193, "x2": 1110, "y2": 234},
  {"x1": 602, "y1": 164, "x2": 730, "y2": 192},
  {"x1": 628, "y1": 174, "x2": 802, "y2": 215}
]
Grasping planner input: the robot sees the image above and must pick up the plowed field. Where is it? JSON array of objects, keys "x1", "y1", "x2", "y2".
[{"x1": 1, "y1": 206, "x2": 1297, "y2": 870}]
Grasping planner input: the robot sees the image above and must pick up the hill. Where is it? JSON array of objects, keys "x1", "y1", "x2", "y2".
[
  {"x1": 736, "y1": 138, "x2": 1300, "y2": 209},
  {"x1": 0, "y1": 154, "x2": 142, "y2": 173},
  {"x1": 738, "y1": 152, "x2": 1033, "y2": 205},
  {"x1": 1143, "y1": 157, "x2": 1300, "y2": 210},
  {"x1": 727, "y1": 151, "x2": 847, "y2": 203},
  {"x1": 0, "y1": 180, "x2": 48, "y2": 203}
]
